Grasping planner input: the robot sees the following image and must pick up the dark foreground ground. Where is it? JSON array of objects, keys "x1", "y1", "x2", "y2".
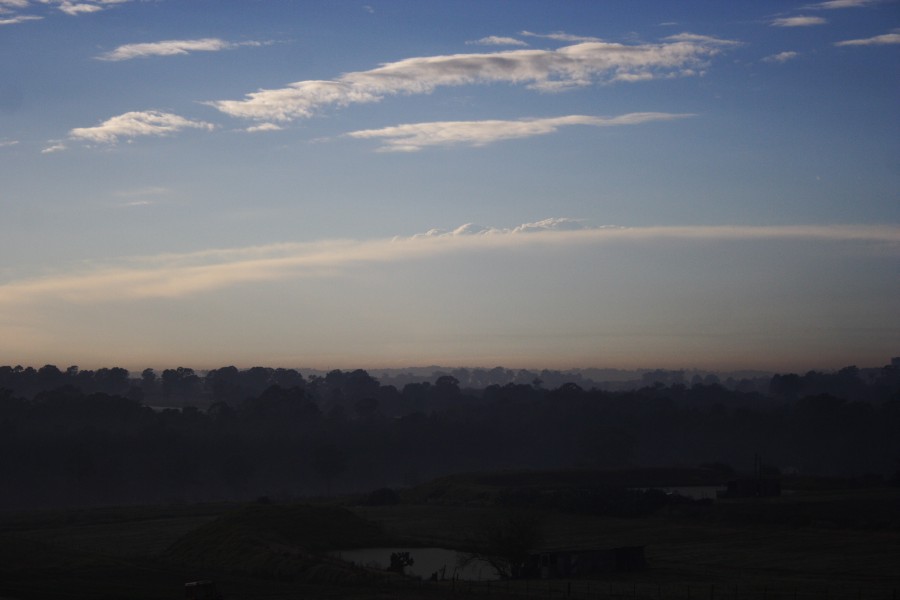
[{"x1": 1, "y1": 472, "x2": 898, "y2": 600}]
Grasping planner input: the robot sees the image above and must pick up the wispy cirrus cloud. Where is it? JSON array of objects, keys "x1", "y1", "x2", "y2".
[
  {"x1": 209, "y1": 36, "x2": 733, "y2": 122},
  {"x1": 771, "y1": 15, "x2": 827, "y2": 27},
  {"x1": 835, "y1": 30, "x2": 900, "y2": 46},
  {"x1": 113, "y1": 185, "x2": 171, "y2": 198},
  {"x1": 806, "y1": 0, "x2": 878, "y2": 8},
  {"x1": 244, "y1": 122, "x2": 283, "y2": 133},
  {"x1": 407, "y1": 218, "x2": 592, "y2": 239},
  {"x1": 39, "y1": 0, "x2": 131, "y2": 16},
  {"x1": 41, "y1": 141, "x2": 67, "y2": 153},
  {"x1": 764, "y1": 51, "x2": 800, "y2": 63},
  {"x1": 0, "y1": 139, "x2": 19, "y2": 147},
  {"x1": 664, "y1": 32, "x2": 742, "y2": 46},
  {"x1": 97, "y1": 38, "x2": 265, "y2": 61},
  {"x1": 345, "y1": 112, "x2": 693, "y2": 152},
  {"x1": 0, "y1": 223, "x2": 896, "y2": 306},
  {"x1": 67, "y1": 110, "x2": 215, "y2": 145},
  {"x1": 466, "y1": 36, "x2": 527, "y2": 47},
  {"x1": 0, "y1": 13, "x2": 41, "y2": 24},
  {"x1": 519, "y1": 30, "x2": 604, "y2": 43}
]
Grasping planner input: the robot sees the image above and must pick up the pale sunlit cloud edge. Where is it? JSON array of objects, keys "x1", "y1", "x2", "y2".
[
  {"x1": 466, "y1": 36, "x2": 527, "y2": 47},
  {"x1": 805, "y1": 0, "x2": 879, "y2": 9},
  {"x1": 96, "y1": 38, "x2": 266, "y2": 61},
  {"x1": 519, "y1": 30, "x2": 604, "y2": 43},
  {"x1": 764, "y1": 51, "x2": 800, "y2": 63},
  {"x1": 69, "y1": 110, "x2": 215, "y2": 144},
  {"x1": 0, "y1": 13, "x2": 41, "y2": 24},
  {"x1": 835, "y1": 31, "x2": 900, "y2": 46},
  {"x1": 40, "y1": 0, "x2": 132, "y2": 16},
  {"x1": 772, "y1": 16, "x2": 828, "y2": 27},
  {"x1": 208, "y1": 36, "x2": 735, "y2": 122}
]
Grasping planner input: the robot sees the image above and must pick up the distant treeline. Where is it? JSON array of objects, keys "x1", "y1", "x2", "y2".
[
  {"x1": 0, "y1": 364, "x2": 781, "y2": 404},
  {"x1": 0, "y1": 361, "x2": 898, "y2": 509}
]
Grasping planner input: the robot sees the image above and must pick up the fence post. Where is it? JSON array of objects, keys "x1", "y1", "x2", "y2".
[{"x1": 710, "y1": 584, "x2": 715, "y2": 600}]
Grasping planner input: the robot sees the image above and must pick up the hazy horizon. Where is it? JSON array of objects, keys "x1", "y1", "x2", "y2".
[{"x1": 2, "y1": 1, "x2": 897, "y2": 370}]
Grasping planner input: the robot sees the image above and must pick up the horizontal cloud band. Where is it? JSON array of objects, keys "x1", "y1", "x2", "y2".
[{"x1": 0, "y1": 223, "x2": 897, "y2": 305}]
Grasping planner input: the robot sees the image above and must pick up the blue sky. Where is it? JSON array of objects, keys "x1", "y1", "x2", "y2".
[{"x1": 1, "y1": 0, "x2": 898, "y2": 372}]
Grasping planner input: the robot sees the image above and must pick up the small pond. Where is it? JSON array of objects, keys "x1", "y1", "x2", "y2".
[{"x1": 330, "y1": 547, "x2": 497, "y2": 581}]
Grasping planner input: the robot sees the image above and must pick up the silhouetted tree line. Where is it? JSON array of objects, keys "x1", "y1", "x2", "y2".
[{"x1": 0, "y1": 361, "x2": 898, "y2": 509}]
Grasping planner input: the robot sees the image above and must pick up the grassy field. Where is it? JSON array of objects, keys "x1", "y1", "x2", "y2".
[
  {"x1": 353, "y1": 486, "x2": 900, "y2": 599},
  {"x1": 0, "y1": 479, "x2": 898, "y2": 600}
]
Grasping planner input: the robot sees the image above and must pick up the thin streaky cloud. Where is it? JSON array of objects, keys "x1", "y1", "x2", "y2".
[
  {"x1": 345, "y1": 113, "x2": 694, "y2": 152},
  {"x1": 466, "y1": 36, "x2": 527, "y2": 47},
  {"x1": 97, "y1": 38, "x2": 264, "y2": 61},
  {"x1": 41, "y1": 142, "x2": 67, "y2": 153},
  {"x1": 0, "y1": 224, "x2": 896, "y2": 306},
  {"x1": 39, "y1": 0, "x2": 132, "y2": 16},
  {"x1": 113, "y1": 186, "x2": 171, "y2": 197},
  {"x1": 764, "y1": 51, "x2": 800, "y2": 63},
  {"x1": 209, "y1": 38, "x2": 731, "y2": 122},
  {"x1": 59, "y1": 3, "x2": 102, "y2": 14},
  {"x1": 0, "y1": 14, "x2": 41, "y2": 24},
  {"x1": 0, "y1": 139, "x2": 19, "y2": 147},
  {"x1": 519, "y1": 30, "x2": 604, "y2": 43},
  {"x1": 408, "y1": 218, "x2": 591, "y2": 238},
  {"x1": 244, "y1": 123, "x2": 283, "y2": 133},
  {"x1": 772, "y1": 16, "x2": 827, "y2": 27},
  {"x1": 115, "y1": 199, "x2": 155, "y2": 208},
  {"x1": 664, "y1": 32, "x2": 742, "y2": 46},
  {"x1": 806, "y1": 0, "x2": 878, "y2": 8},
  {"x1": 835, "y1": 31, "x2": 900, "y2": 46},
  {"x1": 0, "y1": 0, "x2": 30, "y2": 9},
  {"x1": 69, "y1": 110, "x2": 215, "y2": 144}
]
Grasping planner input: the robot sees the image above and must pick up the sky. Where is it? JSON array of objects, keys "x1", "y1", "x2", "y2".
[{"x1": 1, "y1": 0, "x2": 898, "y2": 373}]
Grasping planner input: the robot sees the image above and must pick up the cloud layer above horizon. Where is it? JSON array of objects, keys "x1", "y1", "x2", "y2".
[
  {"x1": 1, "y1": 222, "x2": 896, "y2": 305},
  {"x1": 2, "y1": 222, "x2": 897, "y2": 370}
]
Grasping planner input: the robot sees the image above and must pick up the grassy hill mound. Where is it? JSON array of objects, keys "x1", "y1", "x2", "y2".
[{"x1": 163, "y1": 503, "x2": 393, "y2": 581}]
